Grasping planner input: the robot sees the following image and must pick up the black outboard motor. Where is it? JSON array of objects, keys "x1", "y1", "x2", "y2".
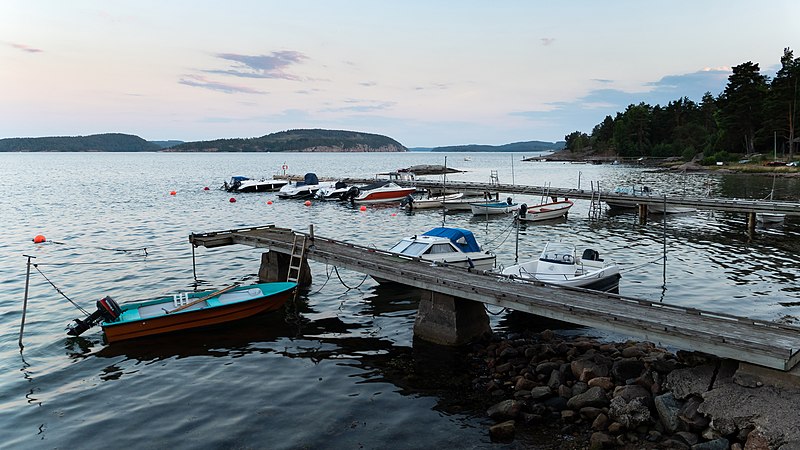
[
  {"x1": 518, "y1": 203, "x2": 527, "y2": 219},
  {"x1": 335, "y1": 180, "x2": 347, "y2": 189},
  {"x1": 342, "y1": 186, "x2": 360, "y2": 203},
  {"x1": 506, "y1": 197, "x2": 513, "y2": 205},
  {"x1": 400, "y1": 194, "x2": 414, "y2": 209},
  {"x1": 66, "y1": 296, "x2": 122, "y2": 337}
]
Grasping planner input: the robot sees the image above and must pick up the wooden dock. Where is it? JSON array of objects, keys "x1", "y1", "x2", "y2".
[{"x1": 190, "y1": 225, "x2": 800, "y2": 371}]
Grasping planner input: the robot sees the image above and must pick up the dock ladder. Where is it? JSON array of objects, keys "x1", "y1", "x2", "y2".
[
  {"x1": 287, "y1": 233, "x2": 308, "y2": 284},
  {"x1": 589, "y1": 181, "x2": 603, "y2": 218},
  {"x1": 490, "y1": 170, "x2": 499, "y2": 186}
]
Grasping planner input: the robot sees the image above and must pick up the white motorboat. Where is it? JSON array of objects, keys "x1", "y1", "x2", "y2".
[
  {"x1": 501, "y1": 242, "x2": 621, "y2": 292},
  {"x1": 757, "y1": 212, "x2": 785, "y2": 224},
  {"x1": 648, "y1": 203, "x2": 696, "y2": 214},
  {"x1": 315, "y1": 181, "x2": 352, "y2": 200},
  {"x1": 341, "y1": 181, "x2": 416, "y2": 204},
  {"x1": 223, "y1": 176, "x2": 288, "y2": 193},
  {"x1": 380, "y1": 227, "x2": 496, "y2": 281},
  {"x1": 605, "y1": 186, "x2": 651, "y2": 210},
  {"x1": 517, "y1": 200, "x2": 573, "y2": 222},
  {"x1": 277, "y1": 173, "x2": 334, "y2": 199},
  {"x1": 401, "y1": 192, "x2": 464, "y2": 210},
  {"x1": 470, "y1": 198, "x2": 520, "y2": 215}
]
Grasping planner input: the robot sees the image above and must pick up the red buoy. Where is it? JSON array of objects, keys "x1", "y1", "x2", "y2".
[
  {"x1": 304, "y1": 200, "x2": 312, "y2": 207},
  {"x1": 359, "y1": 205, "x2": 367, "y2": 211},
  {"x1": 267, "y1": 200, "x2": 273, "y2": 205},
  {"x1": 33, "y1": 235, "x2": 46, "y2": 243},
  {"x1": 229, "y1": 197, "x2": 236, "y2": 203},
  {"x1": 170, "y1": 190, "x2": 177, "y2": 196},
  {"x1": 203, "y1": 186, "x2": 210, "y2": 191}
]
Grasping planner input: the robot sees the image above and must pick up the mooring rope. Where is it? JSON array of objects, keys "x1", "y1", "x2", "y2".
[
  {"x1": 618, "y1": 255, "x2": 666, "y2": 273},
  {"x1": 32, "y1": 264, "x2": 90, "y2": 316},
  {"x1": 332, "y1": 265, "x2": 369, "y2": 291}
]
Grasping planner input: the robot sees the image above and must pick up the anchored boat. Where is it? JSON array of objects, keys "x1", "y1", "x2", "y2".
[
  {"x1": 517, "y1": 200, "x2": 573, "y2": 222},
  {"x1": 66, "y1": 282, "x2": 297, "y2": 343}
]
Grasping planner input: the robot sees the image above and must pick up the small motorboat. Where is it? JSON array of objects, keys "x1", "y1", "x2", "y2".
[
  {"x1": 605, "y1": 186, "x2": 652, "y2": 210},
  {"x1": 443, "y1": 195, "x2": 491, "y2": 211},
  {"x1": 648, "y1": 203, "x2": 696, "y2": 214},
  {"x1": 517, "y1": 200, "x2": 573, "y2": 222},
  {"x1": 315, "y1": 181, "x2": 352, "y2": 200},
  {"x1": 401, "y1": 192, "x2": 464, "y2": 210},
  {"x1": 341, "y1": 181, "x2": 416, "y2": 204},
  {"x1": 277, "y1": 173, "x2": 334, "y2": 199},
  {"x1": 66, "y1": 282, "x2": 297, "y2": 343},
  {"x1": 470, "y1": 197, "x2": 520, "y2": 215},
  {"x1": 757, "y1": 212, "x2": 785, "y2": 225},
  {"x1": 223, "y1": 176, "x2": 288, "y2": 193},
  {"x1": 501, "y1": 242, "x2": 621, "y2": 293},
  {"x1": 383, "y1": 227, "x2": 496, "y2": 277}
]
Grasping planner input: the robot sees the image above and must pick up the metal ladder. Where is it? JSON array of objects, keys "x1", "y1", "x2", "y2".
[
  {"x1": 588, "y1": 181, "x2": 602, "y2": 218},
  {"x1": 490, "y1": 170, "x2": 499, "y2": 186},
  {"x1": 287, "y1": 233, "x2": 307, "y2": 283}
]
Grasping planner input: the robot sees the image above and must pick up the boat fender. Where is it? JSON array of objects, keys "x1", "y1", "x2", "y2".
[{"x1": 519, "y1": 203, "x2": 527, "y2": 218}]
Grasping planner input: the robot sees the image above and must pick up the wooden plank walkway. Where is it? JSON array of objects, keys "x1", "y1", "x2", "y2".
[
  {"x1": 190, "y1": 225, "x2": 800, "y2": 371},
  {"x1": 336, "y1": 177, "x2": 800, "y2": 216}
]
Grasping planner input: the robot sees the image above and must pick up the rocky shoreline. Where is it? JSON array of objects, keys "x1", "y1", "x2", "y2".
[{"x1": 467, "y1": 329, "x2": 800, "y2": 449}]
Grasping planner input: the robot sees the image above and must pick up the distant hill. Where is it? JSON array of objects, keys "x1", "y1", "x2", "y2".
[
  {"x1": 0, "y1": 133, "x2": 161, "y2": 152},
  {"x1": 409, "y1": 147, "x2": 434, "y2": 152},
  {"x1": 430, "y1": 141, "x2": 565, "y2": 152},
  {"x1": 149, "y1": 140, "x2": 184, "y2": 149},
  {"x1": 168, "y1": 129, "x2": 407, "y2": 152}
]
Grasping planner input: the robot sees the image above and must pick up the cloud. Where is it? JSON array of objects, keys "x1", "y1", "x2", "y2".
[
  {"x1": 178, "y1": 74, "x2": 266, "y2": 94},
  {"x1": 206, "y1": 51, "x2": 307, "y2": 80},
  {"x1": 9, "y1": 42, "x2": 43, "y2": 53},
  {"x1": 321, "y1": 99, "x2": 395, "y2": 113},
  {"x1": 541, "y1": 38, "x2": 555, "y2": 46}
]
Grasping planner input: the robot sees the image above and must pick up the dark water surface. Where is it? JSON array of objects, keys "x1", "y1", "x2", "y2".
[{"x1": 1, "y1": 152, "x2": 798, "y2": 448}]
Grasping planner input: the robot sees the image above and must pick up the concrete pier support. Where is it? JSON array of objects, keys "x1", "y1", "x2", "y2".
[
  {"x1": 258, "y1": 251, "x2": 312, "y2": 287},
  {"x1": 638, "y1": 204, "x2": 648, "y2": 224},
  {"x1": 413, "y1": 291, "x2": 490, "y2": 346},
  {"x1": 746, "y1": 212, "x2": 757, "y2": 235}
]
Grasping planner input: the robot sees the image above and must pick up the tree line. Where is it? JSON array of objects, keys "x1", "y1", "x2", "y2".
[{"x1": 565, "y1": 47, "x2": 799, "y2": 163}]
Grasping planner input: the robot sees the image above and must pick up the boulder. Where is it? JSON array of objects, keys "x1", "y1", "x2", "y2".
[
  {"x1": 655, "y1": 392, "x2": 682, "y2": 433},
  {"x1": 691, "y1": 438, "x2": 729, "y2": 450},
  {"x1": 665, "y1": 364, "x2": 717, "y2": 400},
  {"x1": 547, "y1": 367, "x2": 564, "y2": 391},
  {"x1": 678, "y1": 396, "x2": 709, "y2": 431},
  {"x1": 612, "y1": 358, "x2": 645, "y2": 381},
  {"x1": 489, "y1": 420, "x2": 515, "y2": 442},
  {"x1": 589, "y1": 431, "x2": 615, "y2": 449},
  {"x1": 613, "y1": 384, "x2": 653, "y2": 408},
  {"x1": 529, "y1": 386, "x2": 552, "y2": 401},
  {"x1": 588, "y1": 377, "x2": 616, "y2": 391},
  {"x1": 567, "y1": 386, "x2": 609, "y2": 410},
  {"x1": 487, "y1": 399, "x2": 522, "y2": 420},
  {"x1": 609, "y1": 396, "x2": 652, "y2": 429},
  {"x1": 571, "y1": 358, "x2": 609, "y2": 382}
]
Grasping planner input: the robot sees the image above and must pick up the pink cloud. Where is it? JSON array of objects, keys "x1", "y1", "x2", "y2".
[
  {"x1": 178, "y1": 74, "x2": 265, "y2": 94},
  {"x1": 10, "y1": 42, "x2": 43, "y2": 53}
]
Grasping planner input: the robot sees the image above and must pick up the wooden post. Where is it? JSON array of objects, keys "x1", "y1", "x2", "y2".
[
  {"x1": 638, "y1": 204, "x2": 648, "y2": 224},
  {"x1": 747, "y1": 212, "x2": 756, "y2": 235}
]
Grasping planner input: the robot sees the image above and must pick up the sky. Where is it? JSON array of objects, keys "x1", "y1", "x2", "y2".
[{"x1": 1, "y1": 1, "x2": 797, "y2": 147}]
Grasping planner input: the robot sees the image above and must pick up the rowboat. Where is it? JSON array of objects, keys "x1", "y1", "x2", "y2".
[
  {"x1": 470, "y1": 199, "x2": 520, "y2": 215},
  {"x1": 66, "y1": 282, "x2": 297, "y2": 343},
  {"x1": 517, "y1": 200, "x2": 573, "y2": 222}
]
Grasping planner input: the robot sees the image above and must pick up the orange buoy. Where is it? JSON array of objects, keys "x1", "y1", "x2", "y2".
[
  {"x1": 33, "y1": 235, "x2": 46, "y2": 243},
  {"x1": 203, "y1": 186, "x2": 210, "y2": 191},
  {"x1": 229, "y1": 197, "x2": 236, "y2": 203},
  {"x1": 267, "y1": 200, "x2": 273, "y2": 205},
  {"x1": 359, "y1": 205, "x2": 367, "y2": 211},
  {"x1": 170, "y1": 190, "x2": 177, "y2": 196},
  {"x1": 304, "y1": 200, "x2": 312, "y2": 207}
]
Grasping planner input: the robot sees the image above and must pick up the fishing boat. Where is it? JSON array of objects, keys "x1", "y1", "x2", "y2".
[
  {"x1": 501, "y1": 242, "x2": 621, "y2": 292},
  {"x1": 470, "y1": 198, "x2": 520, "y2": 215},
  {"x1": 341, "y1": 181, "x2": 416, "y2": 204},
  {"x1": 401, "y1": 192, "x2": 464, "y2": 210},
  {"x1": 66, "y1": 282, "x2": 297, "y2": 343},
  {"x1": 277, "y1": 173, "x2": 334, "y2": 199},
  {"x1": 223, "y1": 176, "x2": 288, "y2": 193},
  {"x1": 517, "y1": 200, "x2": 573, "y2": 222},
  {"x1": 381, "y1": 227, "x2": 496, "y2": 277}
]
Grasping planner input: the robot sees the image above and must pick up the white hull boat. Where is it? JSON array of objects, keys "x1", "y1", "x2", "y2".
[
  {"x1": 501, "y1": 242, "x2": 621, "y2": 292},
  {"x1": 224, "y1": 177, "x2": 288, "y2": 193},
  {"x1": 277, "y1": 173, "x2": 335, "y2": 199},
  {"x1": 341, "y1": 181, "x2": 416, "y2": 204},
  {"x1": 517, "y1": 200, "x2": 573, "y2": 222},
  {"x1": 402, "y1": 192, "x2": 464, "y2": 210},
  {"x1": 470, "y1": 199, "x2": 520, "y2": 215}
]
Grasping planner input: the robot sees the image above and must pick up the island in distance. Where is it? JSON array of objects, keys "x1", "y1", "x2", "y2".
[{"x1": 0, "y1": 128, "x2": 564, "y2": 153}]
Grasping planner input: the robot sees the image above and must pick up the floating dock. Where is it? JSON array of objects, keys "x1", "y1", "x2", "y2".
[{"x1": 190, "y1": 225, "x2": 800, "y2": 372}]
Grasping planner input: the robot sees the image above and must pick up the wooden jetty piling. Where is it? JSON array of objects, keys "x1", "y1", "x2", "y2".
[{"x1": 190, "y1": 225, "x2": 800, "y2": 371}]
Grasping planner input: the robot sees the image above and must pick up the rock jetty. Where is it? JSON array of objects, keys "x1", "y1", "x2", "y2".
[{"x1": 469, "y1": 329, "x2": 800, "y2": 449}]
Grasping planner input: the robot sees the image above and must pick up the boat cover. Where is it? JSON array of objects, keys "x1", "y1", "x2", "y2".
[
  {"x1": 231, "y1": 176, "x2": 250, "y2": 182},
  {"x1": 422, "y1": 227, "x2": 482, "y2": 253},
  {"x1": 303, "y1": 173, "x2": 319, "y2": 185}
]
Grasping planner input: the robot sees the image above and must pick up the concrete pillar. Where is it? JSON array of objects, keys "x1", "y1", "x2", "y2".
[
  {"x1": 747, "y1": 212, "x2": 757, "y2": 235},
  {"x1": 413, "y1": 291, "x2": 491, "y2": 346},
  {"x1": 258, "y1": 251, "x2": 312, "y2": 287},
  {"x1": 638, "y1": 204, "x2": 648, "y2": 224}
]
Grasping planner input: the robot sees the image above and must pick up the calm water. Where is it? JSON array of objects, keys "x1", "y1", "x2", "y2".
[{"x1": 1, "y1": 152, "x2": 799, "y2": 448}]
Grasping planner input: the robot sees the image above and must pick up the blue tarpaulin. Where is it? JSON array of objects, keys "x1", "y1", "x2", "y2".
[{"x1": 422, "y1": 227, "x2": 482, "y2": 253}]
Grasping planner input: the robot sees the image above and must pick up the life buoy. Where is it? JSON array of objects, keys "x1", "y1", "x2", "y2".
[{"x1": 281, "y1": 164, "x2": 288, "y2": 170}]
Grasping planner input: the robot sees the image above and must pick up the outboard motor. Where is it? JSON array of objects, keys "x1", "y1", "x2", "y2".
[
  {"x1": 581, "y1": 249, "x2": 601, "y2": 261},
  {"x1": 66, "y1": 296, "x2": 122, "y2": 337},
  {"x1": 518, "y1": 203, "x2": 527, "y2": 219},
  {"x1": 400, "y1": 194, "x2": 414, "y2": 209},
  {"x1": 506, "y1": 197, "x2": 513, "y2": 205},
  {"x1": 342, "y1": 186, "x2": 360, "y2": 203},
  {"x1": 335, "y1": 180, "x2": 347, "y2": 189}
]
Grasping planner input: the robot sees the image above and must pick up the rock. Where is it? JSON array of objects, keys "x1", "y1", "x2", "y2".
[
  {"x1": 580, "y1": 406, "x2": 604, "y2": 421},
  {"x1": 558, "y1": 384, "x2": 572, "y2": 398},
  {"x1": 691, "y1": 438, "x2": 729, "y2": 450},
  {"x1": 514, "y1": 378, "x2": 536, "y2": 391},
  {"x1": 592, "y1": 413, "x2": 609, "y2": 431},
  {"x1": 678, "y1": 396, "x2": 709, "y2": 431},
  {"x1": 548, "y1": 368, "x2": 564, "y2": 391},
  {"x1": 609, "y1": 396, "x2": 652, "y2": 429},
  {"x1": 499, "y1": 346, "x2": 519, "y2": 359},
  {"x1": 665, "y1": 364, "x2": 717, "y2": 400},
  {"x1": 588, "y1": 376, "x2": 616, "y2": 391},
  {"x1": 543, "y1": 396, "x2": 568, "y2": 412},
  {"x1": 612, "y1": 358, "x2": 645, "y2": 381},
  {"x1": 732, "y1": 444, "x2": 743, "y2": 450},
  {"x1": 494, "y1": 362, "x2": 512, "y2": 374},
  {"x1": 661, "y1": 439, "x2": 691, "y2": 449},
  {"x1": 607, "y1": 422, "x2": 624, "y2": 434},
  {"x1": 647, "y1": 430, "x2": 662, "y2": 442},
  {"x1": 621, "y1": 345, "x2": 646, "y2": 359},
  {"x1": 521, "y1": 412, "x2": 542, "y2": 424},
  {"x1": 572, "y1": 381, "x2": 589, "y2": 397},
  {"x1": 733, "y1": 372, "x2": 764, "y2": 388},
  {"x1": 652, "y1": 357, "x2": 680, "y2": 374},
  {"x1": 744, "y1": 429, "x2": 770, "y2": 450},
  {"x1": 513, "y1": 390, "x2": 530, "y2": 400},
  {"x1": 536, "y1": 361, "x2": 560, "y2": 376},
  {"x1": 710, "y1": 417, "x2": 737, "y2": 436},
  {"x1": 676, "y1": 431, "x2": 700, "y2": 445},
  {"x1": 571, "y1": 358, "x2": 609, "y2": 382},
  {"x1": 701, "y1": 427, "x2": 723, "y2": 441},
  {"x1": 613, "y1": 384, "x2": 653, "y2": 408},
  {"x1": 655, "y1": 392, "x2": 682, "y2": 433},
  {"x1": 489, "y1": 419, "x2": 515, "y2": 442},
  {"x1": 487, "y1": 399, "x2": 522, "y2": 420},
  {"x1": 529, "y1": 386, "x2": 552, "y2": 401},
  {"x1": 589, "y1": 431, "x2": 615, "y2": 449},
  {"x1": 561, "y1": 410, "x2": 577, "y2": 422},
  {"x1": 540, "y1": 329, "x2": 554, "y2": 341},
  {"x1": 567, "y1": 386, "x2": 609, "y2": 410}
]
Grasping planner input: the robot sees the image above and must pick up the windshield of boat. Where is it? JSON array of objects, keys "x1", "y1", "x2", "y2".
[
  {"x1": 539, "y1": 243, "x2": 576, "y2": 264},
  {"x1": 388, "y1": 240, "x2": 429, "y2": 256}
]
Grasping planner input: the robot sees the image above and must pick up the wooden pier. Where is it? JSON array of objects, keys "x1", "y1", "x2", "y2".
[{"x1": 190, "y1": 225, "x2": 800, "y2": 372}]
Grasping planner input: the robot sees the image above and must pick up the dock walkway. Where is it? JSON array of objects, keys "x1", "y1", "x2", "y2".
[{"x1": 190, "y1": 225, "x2": 800, "y2": 371}]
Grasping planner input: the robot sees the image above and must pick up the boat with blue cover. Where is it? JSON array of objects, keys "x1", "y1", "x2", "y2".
[
  {"x1": 66, "y1": 282, "x2": 297, "y2": 343},
  {"x1": 385, "y1": 227, "x2": 496, "y2": 271}
]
